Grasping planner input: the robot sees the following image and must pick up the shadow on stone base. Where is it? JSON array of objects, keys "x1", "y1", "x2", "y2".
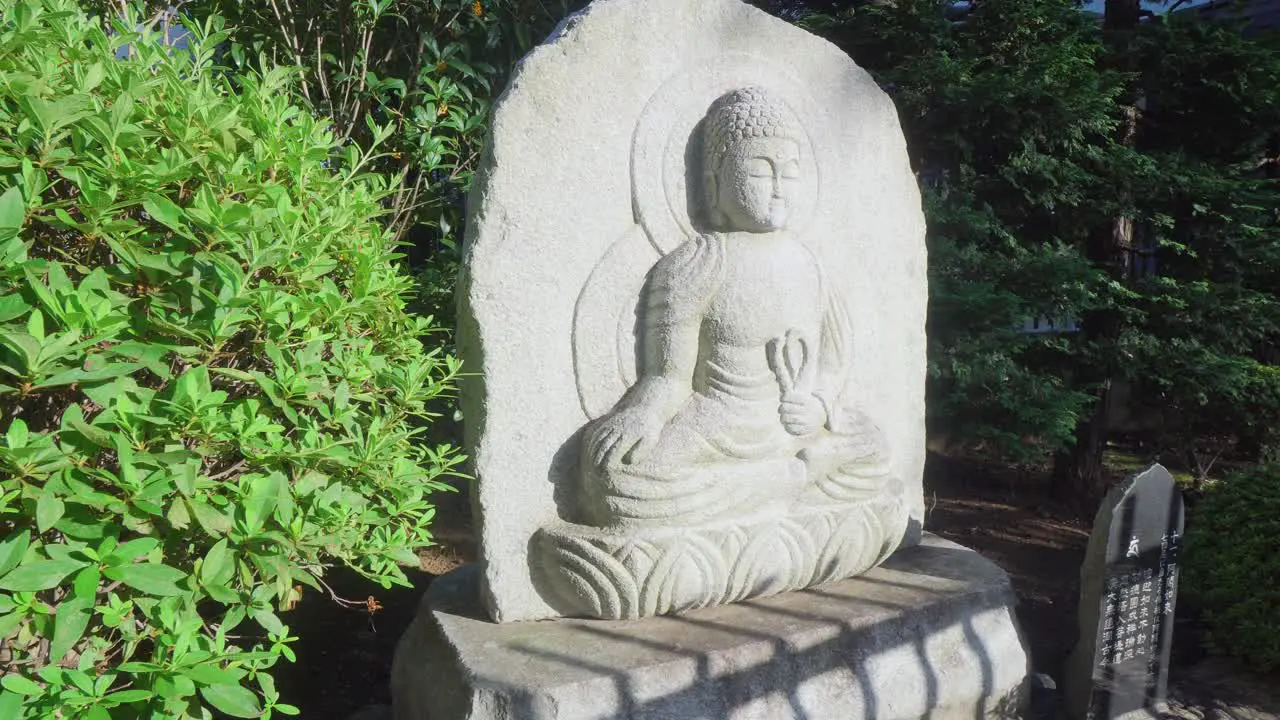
[{"x1": 391, "y1": 535, "x2": 1029, "y2": 720}]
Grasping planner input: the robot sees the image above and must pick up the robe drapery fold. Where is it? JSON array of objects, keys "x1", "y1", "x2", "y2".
[{"x1": 581, "y1": 233, "x2": 893, "y2": 528}]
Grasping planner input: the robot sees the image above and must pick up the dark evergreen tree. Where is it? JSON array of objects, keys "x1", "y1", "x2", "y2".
[
  {"x1": 810, "y1": 0, "x2": 1280, "y2": 501},
  {"x1": 823, "y1": 0, "x2": 1127, "y2": 470}
]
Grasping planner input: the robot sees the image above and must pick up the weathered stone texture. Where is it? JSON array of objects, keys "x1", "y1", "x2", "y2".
[
  {"x1": 391, "y1": 536, "x2": 1028, "y2": 720},
  {"x1": 459, "y1": 0, "x2": 927, "y2": 623}
]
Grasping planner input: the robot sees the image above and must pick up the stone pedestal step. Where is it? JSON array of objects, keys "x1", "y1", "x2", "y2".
[{"x1": 392, "y1": 535, "x2": 1029, "y2": 720}]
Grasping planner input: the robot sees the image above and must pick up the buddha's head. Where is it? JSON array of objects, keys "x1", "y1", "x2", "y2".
[{"x1": 702, "y1": 86, "x2": 806, "y2": 233}]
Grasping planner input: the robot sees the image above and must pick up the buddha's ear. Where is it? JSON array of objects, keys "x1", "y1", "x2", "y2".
[{"x1": 703, "y1": 166, "x2": 725, "y2": 229}]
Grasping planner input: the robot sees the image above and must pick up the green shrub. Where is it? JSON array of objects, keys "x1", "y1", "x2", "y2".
[
  {"x1": 0, "y1": 2, "x2": 464, "y2": 717},
  {"x1": 1182, "y1": 465, "x2": 1280, "y2": 671}
]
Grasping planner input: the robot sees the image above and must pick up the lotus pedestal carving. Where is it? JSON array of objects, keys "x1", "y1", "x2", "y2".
[{"x1": 536, "y1": 492, "x2": 906, "y2": 619}]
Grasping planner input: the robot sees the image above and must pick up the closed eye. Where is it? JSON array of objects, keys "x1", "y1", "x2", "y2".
[{"x1": 748, "y1": 158, "x2": 773, "y2": 178}]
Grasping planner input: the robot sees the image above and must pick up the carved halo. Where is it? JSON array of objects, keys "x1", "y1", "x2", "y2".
[{"x1": 630, "y1": 54, "x2": 823, "y2": 252}]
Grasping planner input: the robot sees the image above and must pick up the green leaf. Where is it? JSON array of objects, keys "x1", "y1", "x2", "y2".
[
  {"x1": 49, "y1": 566, "x2": 98, "y2": 661},
  {"x1": 5, "y1": 419, "x2": 28, "y2": 449},
  {"x1": 0, "y1": 333, "x2": 38, "y2": 376},
  {"x1": 200, "y1": 539, "x2": 234, "y2": 587},
  {"x1": 205, "y1": 583, "x2": 239, "y2": 604},
  {"x1": 25, "y1": 308, "x2": 42, "y2": 340},
  {"x1": 61, "y1": 405, "x2": 113, "y2": 448},
  {"x1": 0, "y1": 295, "x2": 29, "y2": 324},
  {"x1": 242, "y1": 473, "x2": 284, "y2": 533},
  {"x1": 0, "y1": 531, "x2": 31, "y2": 578},
  {"x1": 0, "y1": 236, "x2": 24, "y2": 267},
  {"x1": 183, "y1": 664, "x2": 242, "y2": 686},
  {"x1": 0, "y1": 674, "x2": 42, "y2": 697},
  {"x1": 104, "y1": 538, "x2": 159, "y2": 566},
  {"x1": 174, "y1": 461, "x2": 198, "y2": 497},
  {"x1": 36, "y1": 494, "x2": 65, "y2": 534},
  {"x1": 21, "y1": 266, "x2": 62, "y2": 323},
  {"x1": 0, "y1": 559, "x2": 87, "y2": 591},
  {"x1": 117, "y1": 662, "x2": 164, "y2": 673},
  {"x1": 199, "y1": 683, "x2": 263, "y2": 718},
  {"x1": 250, "y1": 607, "x2": 283, "y2": 635},
  {"x1": 0, "y1": 612, "x2": 22, "y2": 639},
  {"x1": 103, "y1": 562, "x2": 188, "y2": 597},
  {"x1": 0, "y1": 690, "x2": 22, "y2": 718},
  {"x1": 103, "y1": 688, "x2": 154, "y2": 704},
  {"x1": 187, "y1": 499, "x2": 232, "y2": 535},
  {"x1": 142, "y1": 196, "x2": 186, "y2": 233},
  {"x1": 82, "y1": 63, "x2": 105, "y2": 93},
  {"x1": 106, "y1": 341, "x2": 175, "y2": 380},
  {"x1": 0, "y1": 187, "x2": 23, "y2": 232},
  {"x1": 54, "y1": 507, "x2": 110, "y2": 540},
  {"x1": 167, "y1": 498, "x2": 191, "y2": 529},
  {"x1": 20, "y1": 95, "x2": 92, "y2": 136},
  {"x1": 36, "y1": 362, "x2": 144, "y2": 390}
]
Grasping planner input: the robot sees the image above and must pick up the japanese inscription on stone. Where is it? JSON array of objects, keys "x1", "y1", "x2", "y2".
[{"x1": 1066, "y1": 464, "x2": 1185, "y2": 720}]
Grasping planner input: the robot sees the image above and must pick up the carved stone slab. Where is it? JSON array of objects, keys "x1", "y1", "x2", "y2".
[{"x1": 459, "y1": 0, "x2": 927, "y2": 622}]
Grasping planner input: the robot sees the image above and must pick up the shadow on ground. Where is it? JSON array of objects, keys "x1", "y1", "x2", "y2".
[{"x1": 276, "y1": 454, "x2": 1279, "y2": 719}]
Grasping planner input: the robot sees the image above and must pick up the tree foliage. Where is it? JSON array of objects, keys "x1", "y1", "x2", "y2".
[
  {"x1": 819, "y1": 0, "x2": 1125, "y2": 464},
  {"x1": 1123, "y1": 12, "x2": 1280, "y2": 474},
  {"x1": 0, "y1": 2, "x2": 463, "y2": 716},
  {"x1": 75, "y1": 0, "x2": 582, "y2": 332},
  {"x1": 1183, "y1": 465, "x2": 1280, "y2": 670},
  {"x1": 813, "y1": 0, "x2": 1280, "y2": 480}
]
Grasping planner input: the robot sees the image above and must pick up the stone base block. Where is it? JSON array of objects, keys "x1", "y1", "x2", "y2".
[{"x1": 391, "y1": 535, "x2": 1029, "y2": 720}]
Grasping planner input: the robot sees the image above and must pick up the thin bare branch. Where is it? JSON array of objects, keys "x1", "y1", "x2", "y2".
[
  {"x1": 315, "y1": 31, "x2": 331, "y2": 105},
  {"x1": 208, "y1": 460, "x2": 247, "y2": 482},
  {"x1": 311, "y1": 573, "x2": 369, "y2": 610},
  {"x1": 266, "y1": 0, "x2": 312, "y2": 103}
]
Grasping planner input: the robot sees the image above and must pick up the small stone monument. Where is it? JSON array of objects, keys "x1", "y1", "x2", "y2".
[
  {"x1": 1065, "y1": 464, "x2": 1185, "y2": 720},
  {"x1": 391, "y1": 0, "x2": 1029, "y2": 717}
]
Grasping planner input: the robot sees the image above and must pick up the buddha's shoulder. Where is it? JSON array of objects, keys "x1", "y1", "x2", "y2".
[{"x1": 655, "y1": 233, "x2": 726, "y2": 267}]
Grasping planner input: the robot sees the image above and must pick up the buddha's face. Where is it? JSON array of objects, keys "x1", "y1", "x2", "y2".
[{"x1": 714, "y1": 136, "x2": 802, "y2": 233}]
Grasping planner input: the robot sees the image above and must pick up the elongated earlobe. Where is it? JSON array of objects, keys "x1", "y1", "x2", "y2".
[{"x1": 705, "y1": 168, "x2": 726, "y2": 229}]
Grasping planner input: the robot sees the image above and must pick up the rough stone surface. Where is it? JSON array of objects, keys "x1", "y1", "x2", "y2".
[
  {"x1": 459, "y1": 0, "x2": 927, "y2": 623},
  {"x1": 391, "y1": 535, "x2": 1029, "y2": 720}
]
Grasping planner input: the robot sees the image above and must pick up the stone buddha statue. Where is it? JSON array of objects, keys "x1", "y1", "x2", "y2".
[{"x1": 578, "y1": 86, "x2": 901, "y2": 529}]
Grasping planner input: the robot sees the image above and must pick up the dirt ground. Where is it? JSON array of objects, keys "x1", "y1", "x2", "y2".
[
  {"x1": 276, "y1": 455, "x2": 1279, "y2": 719},
  {"x1": 271, "y1": 486, "x2": 474, "y2": 718}
]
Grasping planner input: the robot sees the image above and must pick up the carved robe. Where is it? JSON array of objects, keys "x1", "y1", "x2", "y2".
[{"x1": 580, "y1": 232, "x2": 892, "y2": 528}]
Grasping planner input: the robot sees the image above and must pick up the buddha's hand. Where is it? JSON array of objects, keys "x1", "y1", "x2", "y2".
[
  {"x1": 779, "y1": 392, "x2": 826, "y2": 436},
  {"x1": 587, "y1": 407, "x2": 663, "y2": 468},
  {"x1": 769, "y1": 331, "x2": 823, "y2": 435}
]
